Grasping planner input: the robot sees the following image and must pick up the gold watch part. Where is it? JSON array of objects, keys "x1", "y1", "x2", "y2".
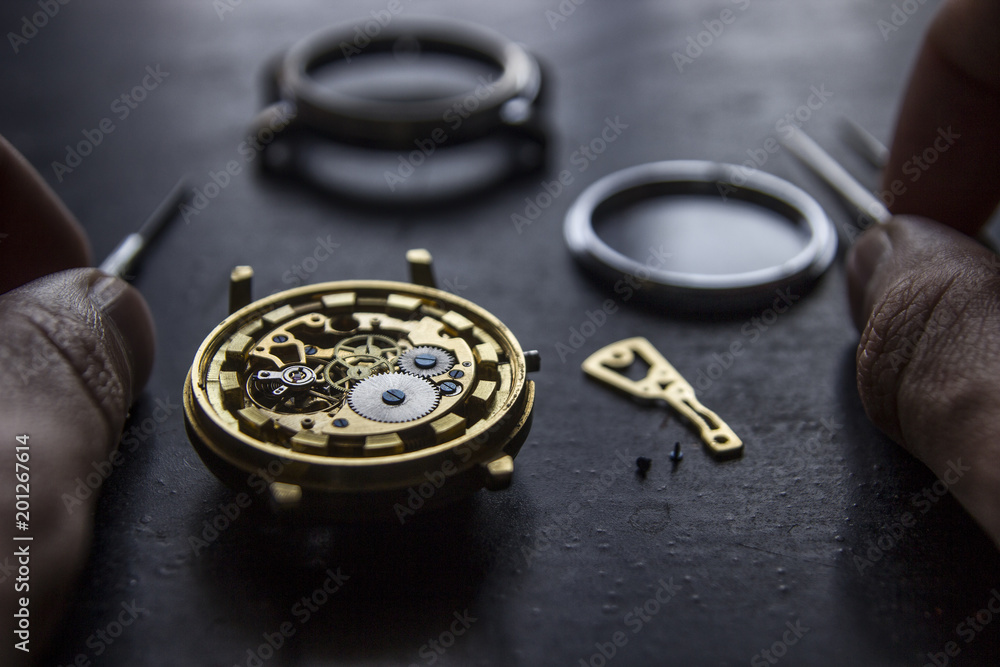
[
  {"x1": 582, "y1": 337, "x2": 742, "y2": 459},
  {"x1": 183, "y1": 253, "x2": 538, "y2": 519}
]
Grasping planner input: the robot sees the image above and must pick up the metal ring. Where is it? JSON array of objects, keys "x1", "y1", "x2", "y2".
[
  {"x1": 564, "y1": 160, "x2": 838, "y2": 310},
  {"x1": 270, "y1": 17, "x2": 544, "y2": 149}
]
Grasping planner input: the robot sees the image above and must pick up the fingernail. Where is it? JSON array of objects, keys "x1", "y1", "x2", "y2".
[
  {"x1": 88, "y1": 275, "x2": 128, "y2": 311},
  {"x1": 846, "y1": 225, "x2": 893, "y2": 330},
  {"x1": 848, "y1": 225, "x2": 892, "y2": 288},
  {"x1": 88, "y1": 273, "x2": 156, "y2": 395}
]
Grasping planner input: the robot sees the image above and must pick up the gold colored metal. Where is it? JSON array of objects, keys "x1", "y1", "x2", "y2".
[
  {"x1": 582, "y1": 337, "x2": 742, "y2": 458},
  {"x1": 228, "y1": 266, "x2": 254, "y2": 315},
  {"x1": 184, "y1": 251, "x2": 537, "y2": 520},
  {"x1": 406, "y1": 248, "x2": 437, "y2": 288}
]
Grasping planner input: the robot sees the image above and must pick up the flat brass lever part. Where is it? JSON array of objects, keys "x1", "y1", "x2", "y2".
[{"x1": 582, "y1": 337, "x2": 743, "y2": 458}]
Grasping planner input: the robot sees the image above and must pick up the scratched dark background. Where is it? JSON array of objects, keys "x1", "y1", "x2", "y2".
[{"x1": 3, "y1": 0, "x2": 1000, "y2": 665}]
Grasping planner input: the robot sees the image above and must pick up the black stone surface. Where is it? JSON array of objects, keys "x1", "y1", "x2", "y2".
[{"x1": 3, "y1": 0, "x2": 999, "y2": 665}]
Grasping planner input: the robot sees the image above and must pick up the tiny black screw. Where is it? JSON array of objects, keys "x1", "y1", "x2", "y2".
[
  {"x1": 272, "y1": 335, "x2": 288, "y2": 343},
  {"x1": 382, "y1": 389, "x2": 406, "y2": 405},
  {"x1": 414, "y1": 353, "x2": 437, "y2": 369},
  {"x1": 439, "y1": 381, "x2": 460, "y2": 396},
  {"x1": 332, "y1": 418, "x2": 349, "y2": 428},
  {"x1": 669, "y1": 442, "x2": 684, "y2": 464},
  {"x1": 449, "y1": 369, "x2": 464, "y2": 379},
  {"x1": 636, "y1": 457, "x2": 652, "y2": 476},
  {"x1": 304, "y1": 346, "x2": 317, "y2": 355}
]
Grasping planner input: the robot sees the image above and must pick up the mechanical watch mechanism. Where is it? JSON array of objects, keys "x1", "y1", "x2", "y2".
[{"x1": 183, "y1": 250, "x2": 540, "y2": 520}]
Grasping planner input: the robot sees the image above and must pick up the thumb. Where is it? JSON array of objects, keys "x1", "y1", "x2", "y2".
[
  {"x1": 0, "y1": 268, "x2": 154, "y2": 664},
  {"x1": 847, "y1": 215, "x2": 1000, "y2": 545}
]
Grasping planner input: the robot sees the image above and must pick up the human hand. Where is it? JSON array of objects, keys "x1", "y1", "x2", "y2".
[
  {"x1": 848, "y1": 216, "x2": 1000, "y2": 545},
  {"x1": 848, "y1": 0, "x2": 1000, "y2": 545},
  {"x1": 0, "y1": 135, "x2": 155, "y2": 665}
]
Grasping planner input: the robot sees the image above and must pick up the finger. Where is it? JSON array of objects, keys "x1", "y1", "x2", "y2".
[
  {"x1": 0, "y1": 135, "x2": 91, "y2": 294},
  {"x1": 0, "y1": 268, "x2": 155, "y2": 664},
  {"x1": 881, "y1": 0, "x2": 1000, "y2": 235},
  {"x1": 847, "y1": 216, "x2": 1000, "y2": 545}
]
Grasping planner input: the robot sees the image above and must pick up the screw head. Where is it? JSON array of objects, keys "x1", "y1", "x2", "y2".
[
  {"x1": 414, "y1": 354, "x2": 438, "y2": 369},
  {"x1": 272, "y1": 334, "x2": 288, "y2": 343},
  {"x1": 332, "y1": 418, "x2": 349, "y2": 428},
  {"x1": 449, "y1": 369, "x2": 464, "y2": 379},
  {"x1": 439, "y1": 381, "x2": 461, "y2": 396},
  {"x1": 382, "y1": 388, "x2": 406, "y2": 405}
]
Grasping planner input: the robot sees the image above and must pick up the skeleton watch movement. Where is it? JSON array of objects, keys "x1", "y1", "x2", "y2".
[{"x1": 183, "y1": 250, "x2": 539, "y2": 520}]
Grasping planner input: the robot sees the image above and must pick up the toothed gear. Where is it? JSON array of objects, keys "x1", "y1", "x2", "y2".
[
  {"x1": 397, "y1": 346, "x2": 456, "y2": 377},
  {"x1": 347, "y1": 372, "x2": 440, "y2": 423},
  {"x1": 334, "y1": 333, "x2": 400, "y2": 361}
]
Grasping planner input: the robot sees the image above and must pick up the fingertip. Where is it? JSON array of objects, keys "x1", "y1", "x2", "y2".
[
  {"x1": 846, "y1": 223, "x2": 892, "y2": 331},
  {"x1": 87, "y1": 272, "x2": 156, "y2": 397}
]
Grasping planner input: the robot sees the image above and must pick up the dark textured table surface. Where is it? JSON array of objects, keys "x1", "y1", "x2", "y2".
[{"x1": 4, "y1": 1, "x2": 1000, "y2": 665}]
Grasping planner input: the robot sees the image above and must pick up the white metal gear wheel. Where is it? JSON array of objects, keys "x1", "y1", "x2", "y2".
[
  {"x1": 397, "y1": 346, "x2": 456, "y2": 377},
  {"x1": 347, "y1": 372, "x2": 440, "y2": 423}
]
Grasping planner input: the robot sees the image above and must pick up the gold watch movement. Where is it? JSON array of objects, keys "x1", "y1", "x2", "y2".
[{"x1": 183, "y1": 250, "x2": 539, "y2": 520}]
